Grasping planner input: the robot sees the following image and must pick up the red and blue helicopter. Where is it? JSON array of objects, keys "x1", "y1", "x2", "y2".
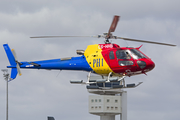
[{"x1": 3, "y1": 16, "x2": 176, "y2": 84}]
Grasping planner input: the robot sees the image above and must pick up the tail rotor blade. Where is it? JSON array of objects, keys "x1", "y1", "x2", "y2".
[
  {"x1": 11, "y1": 49, "x2": 22, "y2": 76},
  {"x1": 11, "y1": 49, "x2": 18, "y2": 61},
  {"x1": 16, "y1": 63, "x2": 22, "y2": 76}
]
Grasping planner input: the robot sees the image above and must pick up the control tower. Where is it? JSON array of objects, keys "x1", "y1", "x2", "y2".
[{"x1": 71, "y1": 73, "x2": 142, "y2": 120}]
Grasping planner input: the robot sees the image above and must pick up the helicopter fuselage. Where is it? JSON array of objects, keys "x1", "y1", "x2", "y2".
[
  {"x1": 84, "y1": 43, "x2": 155, "y2": 76},
  {"x1": 4, "y1": 43, "x2": 155, "y2": 80}
]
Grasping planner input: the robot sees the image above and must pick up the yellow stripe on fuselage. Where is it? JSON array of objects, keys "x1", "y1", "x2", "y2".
[{"x1": 84, "y1": 44, "x2": 113, "y2": 76}]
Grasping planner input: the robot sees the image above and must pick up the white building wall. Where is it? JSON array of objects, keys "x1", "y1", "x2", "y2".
[{"x1": 89, "y1": 95, "x2": 121, "y2": 114}]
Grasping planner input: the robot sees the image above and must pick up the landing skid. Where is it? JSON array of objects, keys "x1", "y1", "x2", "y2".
[{"x1": 70, "y1": 72, "x2": 143, "y2": 91}]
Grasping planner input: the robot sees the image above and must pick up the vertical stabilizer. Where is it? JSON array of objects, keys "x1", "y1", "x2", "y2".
[
  {"x1": 3, "y1": 44, "x2": 16, "y2": 66},
  {"x1": 3, "y1": 44, "x2": 18, "y2": 80}
]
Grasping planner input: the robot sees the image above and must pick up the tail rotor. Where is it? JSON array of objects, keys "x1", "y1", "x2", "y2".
[
  {"x1": 3, "y1": 44, "x2": 22, "y2": 80},
  {"x1": 11, "y1": 49, "x2": 22, "y2": 76}
]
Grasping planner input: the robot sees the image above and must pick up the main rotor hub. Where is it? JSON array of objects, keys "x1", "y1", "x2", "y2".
[{"x1": 104, "y1": 39, "x2": 111, "y2": 44}]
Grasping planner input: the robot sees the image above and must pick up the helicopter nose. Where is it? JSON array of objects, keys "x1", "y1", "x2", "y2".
[
  {"x1": 137, "y1": 59, "x2": 155, "y2": 71},
  {"x1": 145, "y1": 59, "x2": 155, "y2": 71},
  {"x1": 148, "y1": 60, "x2": 155, "y2": 70}
]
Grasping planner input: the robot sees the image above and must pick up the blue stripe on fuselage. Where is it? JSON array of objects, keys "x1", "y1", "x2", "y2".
[{"x1": 18, "y1": 55, "x2": 93, "y2": 72}]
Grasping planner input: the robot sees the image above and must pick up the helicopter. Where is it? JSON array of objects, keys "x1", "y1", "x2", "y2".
[{"x1": 3, "y1": 15, "x2": 176, "y2": 83}]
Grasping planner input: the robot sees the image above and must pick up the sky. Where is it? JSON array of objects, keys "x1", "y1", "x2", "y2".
[{"x1": 0, "y1": 0, "x2": 180, "y2": 120}]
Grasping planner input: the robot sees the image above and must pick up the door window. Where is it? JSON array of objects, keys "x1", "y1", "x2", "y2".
[
  {"x1": 109, "y1": 51, "x2": 115, "y2": 59},
  {"x1": 116, "y1": 50, "x2": 131, "y2": 59}
]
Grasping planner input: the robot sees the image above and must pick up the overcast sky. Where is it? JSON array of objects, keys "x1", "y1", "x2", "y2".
[{"x1": 0, "y1": 0, "x2": 180, "y2": 120}]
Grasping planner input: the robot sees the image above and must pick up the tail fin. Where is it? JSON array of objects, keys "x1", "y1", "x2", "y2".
[
  {"x1": 10, "y1": 68, "x2": 18, "y2": 81},
  {"x1": 3, "y1": 44, "x2": 16, "y2": 66},
  {"x1": 3, "y1": 44, "x2": 18, "y2": 80}
]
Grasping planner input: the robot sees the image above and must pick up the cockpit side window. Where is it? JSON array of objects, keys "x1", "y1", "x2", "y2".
[
  {"x1": 109, "y1": 51, "x2": 115, "y2": 59},
  {"x1": 116, "y1": 50, "x2": 131, "y2": 59}
]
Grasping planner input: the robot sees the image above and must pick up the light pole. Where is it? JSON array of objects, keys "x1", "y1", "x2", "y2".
[{"x1": 2, "y1": 69, "x2": 9, "y2": 120}]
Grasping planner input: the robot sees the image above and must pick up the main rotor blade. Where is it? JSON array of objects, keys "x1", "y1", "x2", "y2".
[
  {"x1": 107, "y1": 15, "x2": 120, "y2": 38},
  {"x1": 30, "y1": 36, "x2": 94, "y2": 38},
  {"x1": 117, "y1": 37, "x2": 176, "y2": 46}
]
